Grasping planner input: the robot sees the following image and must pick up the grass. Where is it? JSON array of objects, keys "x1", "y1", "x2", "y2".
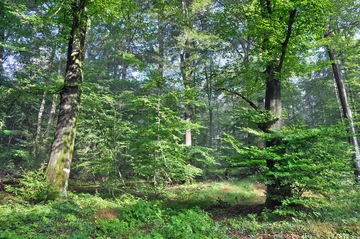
[{"x1": 1, "y1": 179, "x2": 360, "y2": 238}]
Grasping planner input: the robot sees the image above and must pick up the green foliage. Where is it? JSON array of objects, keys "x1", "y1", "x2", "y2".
[
  {"x1": 159, "y1": 207, "x2": 222, "y2": 239},
  {"x1": 5, "y1": 164, "x2": 58, "y2": 203},
  {"x1": 2, "y1": 181, "x2": 360, "y2": 238},
  {"x1": 0, "y1": 191, "x2": 224, "y2": 238},
  {"x1": 224, "y1": 122, "x2": 353, "y2": 208}
]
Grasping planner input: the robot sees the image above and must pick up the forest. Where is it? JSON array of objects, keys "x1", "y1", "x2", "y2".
[{"x1": 1, "y1": 0, "x2": 360, "y2": 238}]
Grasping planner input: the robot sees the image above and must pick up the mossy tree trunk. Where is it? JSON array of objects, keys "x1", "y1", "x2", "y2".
[{"x1": 46, "y1": 0, "x2": 88, "y2": 197}]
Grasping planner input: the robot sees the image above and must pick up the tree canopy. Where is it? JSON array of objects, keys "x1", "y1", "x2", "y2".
[{"x1": 1, "y1": 0, "x2": 360, "y2": 209}]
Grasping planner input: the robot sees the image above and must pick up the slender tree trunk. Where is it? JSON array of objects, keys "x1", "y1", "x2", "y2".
[
  {"x1": 257, "y1": 97, "x2": 265, "y2": 149},
  {"x1": 180, "y1": 0, "x2": 194, "y2": 147},
  {"x1": 328, "y1": 48, "x2": 360, "y2": 177},
  {"x1": 205, "y1": 66, "x2": 213, "y2": 147},
  {"x1": 209, "y1": 108, "x2": 213, "y2": 147},
  {"x1": 181, "y1": 43, "x2": 193, "y2": 146},
  {"x1": 153, "y1": 3, "x2": 165, "y2": 194},
  {"x1": 34, "y1": 45, "x2": 58, "y2": 157},
  {"x1": 332, "y1": 73, "x2": 344, "y2": 123},
  {"x1": 0, "y1": 2, "x2": 5, "y2": 82},
  {"x1": 46, "y1": 0, "x2": 88, "y2": 196},
  {"x1": 45, "y1": 94, "x2": 58, "y2": 138},
  {"x1": 34, "y1": 93, "x2": 47, "y2": 155},
  {"x1": 0, "y1": 31, "x2": 4, "y2": 79},
  {"x1": 45, "y1": 50, "x2": 65, "y2": 139},
  {"x1": 348, "y1": 84, "x2": 358, "y2": 118},
  {"x1": 121, "y1": 36, "x2": 131, "y2": 81}
]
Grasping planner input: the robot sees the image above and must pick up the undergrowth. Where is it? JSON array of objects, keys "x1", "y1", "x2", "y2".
[{"x1": 1, "y1": 179, "x2": 360, "y2": 238}]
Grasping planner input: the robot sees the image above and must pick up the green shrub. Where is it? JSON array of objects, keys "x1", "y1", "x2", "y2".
[
  {"x1": 96, "y1": 218, "x2": 132, "y2": 238},
  {"x1": 5, "y1": 164, "x2": 59, "y2": 203},
  {"x1": 224, "y1": 123, "x2": 353, "y2": 210},
  {"x1": 122, "y1": 200, "x2": 164, "y2": 226},
  {"x1": 159, "y1": 207, "x2": 223, "y2": 239}
]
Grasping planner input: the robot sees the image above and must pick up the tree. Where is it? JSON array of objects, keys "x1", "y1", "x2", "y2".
[
  {"x1": 217, "y1": 0, "x2": 330, "y2": 207},
  {"x1": 323, "y1": 0, "x2": 360, "y2": 178},
  {"x1": 327, "y1": 46, "x2": 360, "y2": 177},
  {"x1": 46, "y1": 0, "x2": 88, "y2": 196}
]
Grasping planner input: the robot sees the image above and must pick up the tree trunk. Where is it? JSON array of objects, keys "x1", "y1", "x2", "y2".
[
  {"x1": 264, "y1": 68, "x2": 292, "y2": 208},
  {"x1": 0, "y1": 2, "x2": 5, "y2": 81},
  {"x1": 257, "y1": 97, "x2": 265, "y2": 149},
  {"x1": 46, "y1": 0, "x2": 88, "y2": 197},
  {"x1": 261, "y1": 3, "x2": 296, "y2": 208},
  {"x1": 205, "y1": 64, "x2": 214, "y2": 147},
  {"x1": 328, "y1": 48, "x2": 360, "y2": 177},
  {"x1": 153, "y1": 3, "x2": 165, "y2": 194},
  {"x1": 34, "y1": 45, "x2": 58, "y2": 157},
  {"x1": 45, "y1": 94, "x2": 59, "y2": 139},
  {"x1": 44, "y1": 50, "x2": 64, "y2": 139},
  {"x1": 180, "y1": 0, "x2": 194, "y2": 147},
  {"x1": 34, "y1": 92, "x2": 47, "y2": 156},
  {"x1": 121, "y1": 36, "x2": 131, "y2": 81},
  {"x1": 181, "y1": 41, "x2": 193, "y2": 146}
]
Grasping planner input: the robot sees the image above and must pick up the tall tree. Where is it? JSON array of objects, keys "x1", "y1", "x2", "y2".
[
  {"x1": 327, "y1": 47, "x2": 360, "y2": 176},
  {"x1": 0, "y1": 1, "x2": 5, "y2": 80},
  {"x1": 245, "y1": 0, "x2": 297, "y2": 208},
  {"x1": 46, "y1": 0, "x2": 88, "y2": 196},
  {"x1": 323, "y1": 0, "x2": 360, "y2": 178},
  {"x1": 180, "y1": 0, "x2": 195, "y2": 146},
  {"x1": 220, "y1": 0, "x2": 328, "y2": 207}
]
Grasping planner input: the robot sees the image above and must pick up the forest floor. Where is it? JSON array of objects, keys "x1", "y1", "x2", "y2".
[{"x1": 1, "y1": 179, "x2": 360, "y2": 238}]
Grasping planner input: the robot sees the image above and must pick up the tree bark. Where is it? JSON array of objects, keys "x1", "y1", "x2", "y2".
[
  {"x1": 0, "y1": 1, "x2": 5, "y2": 81},
  {"x1": 328, "y1": 48, "x2": 360, "y2": 177},
  {"x1": 34, "y1": 92, "x2": 47, "y2": 155},
  {"x1": 180, "y1": 0, "x2": 194, "y2": 147},
  {"x1": 45, "y1": 94, "x2": 59, "y2": 139},
  {"x1": 205, "y1": 63, "x2": 214, "y2": 147},
  {"x1": 46, "y1": 0, "x2": 88, "y2": 197},
  {"x1": 44, "y1": 50, "x2": 64, "y2": 139},
  {"x1": 34, "y1": 45, "x2": 58, "y2": 157},
  {"x1": 261, "y1": 4, "x2": 296, "y2": 208},
  {"x1": 44, "y1": 48, "x2": 64, "y2": 150},
  {"x1": 153, "y1": 3, "x2": 165, "y2": 194}
]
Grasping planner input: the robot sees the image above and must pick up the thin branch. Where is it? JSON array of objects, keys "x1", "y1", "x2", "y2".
[
  {"x1": 217, "y1": 88, "x2": 258, "y2": 110},
  {"x1": 324, "y1": 21, "x2": 360, "y2": 37}
]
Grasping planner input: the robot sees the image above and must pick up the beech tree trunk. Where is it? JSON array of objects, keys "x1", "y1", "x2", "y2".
[
  {"x1": 260, "y1": 2, "x2": 296, "y2": 208},
  {"x1": 264, "y1": 67, "x2": 293, "y2": 208},
  {"x1": 181, "y1": 44, "x2": 193, "y2": 146},
  {"x1": 328, "y1": 48, "x2": 360, "y2": 177},
  {"x1": 180, "y1": 0, "x2": 194, "y2": 147},
  {"x1": 46, "y1": 0, "x2": 88, "y2": 197}
]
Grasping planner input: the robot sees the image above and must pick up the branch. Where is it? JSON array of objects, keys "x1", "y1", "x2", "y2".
[
  {"x1": 277, "y1": 9, "x2": 296, "y2": 73},
  {"x1": 324, "y1": 21, "x2": 360, "y2": 37},
  {"x1": 217, "y1": 88, "x2": 259, "y2": 110}
]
